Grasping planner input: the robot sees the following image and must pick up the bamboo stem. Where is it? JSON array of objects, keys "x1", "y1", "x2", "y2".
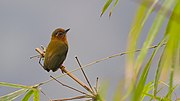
[
  {"x1": 50, "y1": 75, "x2": 89, "y2": 95},
  {"x1": 53, "y1": 95, "x2": 91, "y2": 101},
  {"x1": 34, "y1": 47, "x2": 94, "y2": 95},
  {"x1": 36, "y1": 43, "x2": 166, "y2": 86},
  {"x1": 75, "y1": 56, "x2": 94, "y2": 94},
  {"x1": 61, "y1": 67, "x2": 94, "y2": 95}
]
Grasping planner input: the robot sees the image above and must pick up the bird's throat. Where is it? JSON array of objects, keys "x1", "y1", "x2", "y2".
[{"x1": 51, "y1": 35, "x2": 68, "y2": 45}]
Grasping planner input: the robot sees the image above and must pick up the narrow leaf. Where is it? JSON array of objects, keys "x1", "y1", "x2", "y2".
[
  {"x1": 154, "y1": 52, "x2": 164, "y2": 97},
  {"x1": 0, "y1": 89, "x2": 27, "y2": 101},
  {"x1": 133, "y1": 38, "x2": 166, "y2": 101},
  {"x1": 0, "y1": 82, "x2": 31, "y2": 89},
  {"x1": 154, "y1": 0, "x2": 179, "y2": 98},
  {"x1": 113, "y1": 80, "x2": 123, "y2": 101},
  {"x1": 125, "y1": 0, "x2": 158, "y2": 91},
  {"x1": 134, "y1": 0, "x2": 173, "y2": 78},
  {"x1": 145, "y1": 93, "x2": 161, "y2": 101},
  {"x1": 109, "y1": 0, "x2": 119, "y2": 17},
  {"x1": 22, "y1": 90, "x2": 34, "y2": 101},
  {"x1": 165, "y1": 85, "x2": 177, "y2": 100},
  {"x1": 98, "y1": 81, "x2": 109, "y2": 101},
  {"x1": 141, "y1": 81, "x2": 153, "y2": 101},
  {"x1": 33, "y1": 89, "x2": 40, "y2": 101},
  {"x1": 164, "y1": 0, "x2": 180, "y2": 99},
  {"x1": 100, "y1": 0, "x2": 113, "y2": 17}
]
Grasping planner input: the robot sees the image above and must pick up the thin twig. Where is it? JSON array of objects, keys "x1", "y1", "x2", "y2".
[
  {"x1": 35, "y1": 48, "x2": 45, "y2": 57},
  {"x1": 30, "y1": 55, "x2": 41, "y2": 59},
  {"x1": 40, "y1": 90, "x2": 53, "y2": 101},
  {"x1": 52, "y1": 95, "x2": 91, "y2": 101},
  {"x1": 95, "y1": 77, "x2": 99, "y2": 93},
  {"x1": 75, "y1": 56, "x2": 94, "y2": 94},
  {"x1": 61, "y1": 67, "x2": 95, "y2": 95},
  {"x1": 36, "y1": 43, "x2": 166, "y2": 86},
  {"x1": 40, "y1": 45, "x2": 45, "y2": 52},
  {"x1": 50, "y1": 75, "x2": 90, "y2": 96}
]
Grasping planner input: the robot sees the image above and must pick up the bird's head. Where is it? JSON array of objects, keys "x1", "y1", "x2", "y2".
[
  {"x1": 51, "y1": 28, "x2": 70, "y2": 44},
  {"x1": 51, "y1": 28, "x2": 70, "y2": 39}
]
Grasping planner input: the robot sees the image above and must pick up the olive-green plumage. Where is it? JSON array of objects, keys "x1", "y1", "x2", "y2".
[{"x1": 43, "y1": 28, "x2": 70, "y2": 72}]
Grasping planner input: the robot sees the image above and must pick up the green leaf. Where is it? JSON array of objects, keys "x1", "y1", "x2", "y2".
[
  {"x1": 100, "y1": 0, "x2": 113, "y2": 17},
  {"x1": 141, "y1": 81, "x2": 153, "y2": 101},
  {"x1": 33, "y1": 89, "x2": 40, "y2": 101},
  {"x1": 0, "y1": 82, "x2": 31, "y2": 89},
  {"x1": 125, "y1": 0, "x2": 158, "y2": 91},
  {"x1": 144, "y1": 93, "x2": 161, "y2": 101},
  {"x1": 113, "y1": 80, "x2": 123, "y2": 101},
  {"x1": 133, "y1": 38, "x2": 166, "y2": 101},
  {"x1": 165, "y1": 85, "x2": 177, "y2": 100},
  {"x1": 109, "y1": 0, "x2": 119, "y2": 17},
  {"x1": 22, "y1": 90, "x2": 34, "y2": 101},
  {"x1": 164, "y1": 1, "x2": 180, "y2": 99},
  {"x1": 0, "y1": 89, "x2": 27, "y2": 101},
  {"x1": 134, "y1": 0, "x2": 173, "y2": 77},
  {"x1": 154, "y1": 0, "x2": 180, "y2": 98},
  {"x1": 154, "y1": 53, "x2": 164, "y2": 96},
  {"x1": 98, "y1": 81, "x2": 109, "y2": 101}
]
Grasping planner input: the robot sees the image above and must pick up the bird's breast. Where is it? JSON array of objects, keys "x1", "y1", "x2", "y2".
[{"x1": 43, "y1": 40, "x2": 68, "y2": 72}]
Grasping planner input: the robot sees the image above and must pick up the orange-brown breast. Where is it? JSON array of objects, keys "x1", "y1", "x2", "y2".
[{"x1": 51, "y1": 35, "x2": 68, "y2": 45}]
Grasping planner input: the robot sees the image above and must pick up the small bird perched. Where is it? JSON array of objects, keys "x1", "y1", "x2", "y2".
[{"x1": 43, "y1": 28, "x2": 70, "y2": 72}]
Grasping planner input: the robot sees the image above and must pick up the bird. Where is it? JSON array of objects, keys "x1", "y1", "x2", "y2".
[{"x1": 43, "y1": 28, "x2": 70, "y2": 72}]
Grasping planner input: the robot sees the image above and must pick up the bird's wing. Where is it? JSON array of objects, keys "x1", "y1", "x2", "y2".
[{"x1": 44, "y1": 40, "x2": 68, "y2": 71}]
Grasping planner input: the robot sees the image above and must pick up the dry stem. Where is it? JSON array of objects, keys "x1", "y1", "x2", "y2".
[
  {"x1": 52, "y1": 95, "x2": 91, "y2": 101},
  {"x1": 75, "y1": 56, "x2": 95, "y2": 94},
  {"x1": 50, "y1": 75, "x2": 89, "y2": 96},
  {"x1": 34, "y1": 47, "x2": 95, "y2": 95},
  {"x1": 35, "y1": 43, "x2": 165, "y2": 86},
  {"x1": 61, "y1": 67, "x2": 95, "y2": 95}
]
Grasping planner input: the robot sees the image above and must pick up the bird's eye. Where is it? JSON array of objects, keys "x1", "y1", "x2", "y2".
[{"x1": 56, "y1": 32, "x2": 62, "y2": 36}]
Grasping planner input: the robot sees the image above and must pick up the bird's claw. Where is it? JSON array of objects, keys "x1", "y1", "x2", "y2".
[{"x1": 60, "y1": 65, "x2": 65, "y2": 73}]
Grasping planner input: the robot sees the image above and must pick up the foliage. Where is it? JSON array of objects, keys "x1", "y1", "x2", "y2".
[
  {"x1": 0, "y1": 82, "x2": 40, "y2": 101},
  {"x1": 0, "y1": 0, "x2": 180, "y2": 101},
  {"x1": 101, "y1": 0, "x2": 180, "y2": 100}
]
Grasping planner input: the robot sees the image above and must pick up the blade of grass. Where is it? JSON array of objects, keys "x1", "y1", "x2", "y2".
[
  {"x1": 0, "y1": 89, "x2": 27, "y2": 101},
  {"x1": 168, "y1": 55, "x2": 175, "y2": 100},
  {"x1": 154, "y1": 0, "x2": 180, "y2": 98},
  {"x1": 145, "y1": 93, "x2": 161, "y2": 101},
  {"x1": 100, "y1": 0, "x2": 113, "y2": 17},
  {"x1": 22, "y1": 90, "x2": 34, "y2": 101},
  {"x1": 141, "y1": 81, "x2": 153, "y2": 101},
  {"x1": 98, "y1": 81, "x2": 109, "y2": 101},
  {"x1": 164, "y1": 85, "x2": 177, "y2": 100},
  {"x1": 125, "y1": 0, "x2": 158, "y2": 89},
  {"x1": 109, "y1": 0, "x2": 119, "y2": 17},
  {"x1": 0, "y1": 82, "x2": 31, "y2": 89},
  {"x1": 113, "y1": 80, "x2": 123, "y2": 101},
  {"x1": 133, "y1": 0, "x2": 174, "y2": 79},
  {"x1": 125, "y1": 0, "x2": 165, "y2": 100},
  {"x1": 133, "y1": 38, "x2": 166, "y2": 101},
  {"x1": 154, "y1": 51, "x2": 164, "y2": 97},
  {"x1": 33, "y1": 89, "x2": 40, "y2": 101},
  {"x1": 164, "y1": 0, "x2": 180, "y2": 99}
]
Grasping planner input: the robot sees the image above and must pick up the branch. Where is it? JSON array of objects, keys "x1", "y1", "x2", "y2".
[
  {"x1": 50, "y1": 75, "x2": 89, "y2": 96},
  {"x1": 36, "y1": 43, "x2": 165, "y2": 86},
  {"x1": 75, "y1": 56, "x2": 94, "y2": 94},
  {"x1": 52, "y1": 95, "x2": 91, "y2": 101},
  {"x1": 33, "y1": 46, "x2": 95, "y2": 95},
  {"x1": 61, "y1": 67, "x2": 95, "y2": 95}
]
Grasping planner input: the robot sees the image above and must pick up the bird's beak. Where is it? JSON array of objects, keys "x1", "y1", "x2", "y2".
[
  {"x1": 61, "y1": 28, "x2": 70, "y2": 35},
  {"x1": 65, "y1": 28, "x2": 70, "y2": 33}
]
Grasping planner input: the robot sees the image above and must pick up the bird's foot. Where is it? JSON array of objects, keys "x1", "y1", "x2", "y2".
[{"x1": 60, "y1": 65, "x2": 66, "y2": 73}]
